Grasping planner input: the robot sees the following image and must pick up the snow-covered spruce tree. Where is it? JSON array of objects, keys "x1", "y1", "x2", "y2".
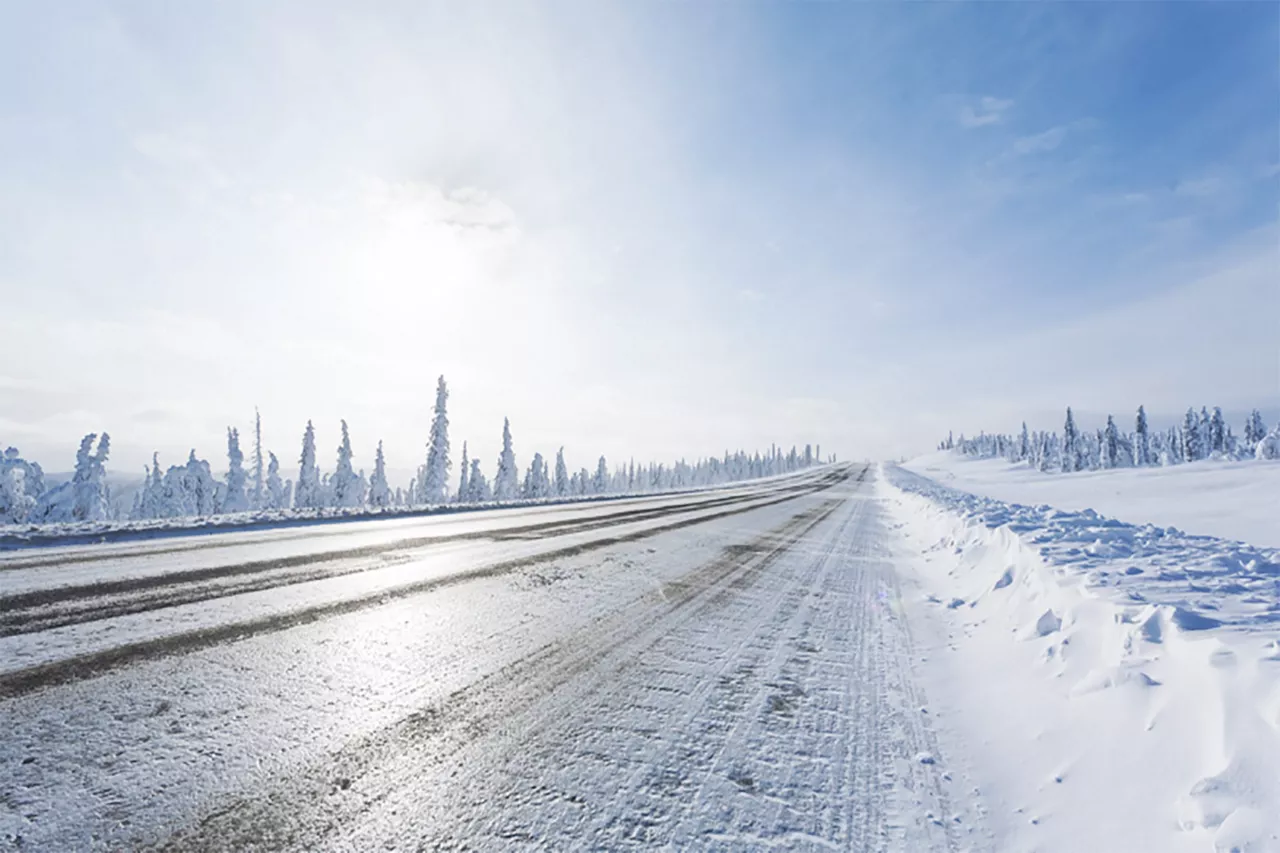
[
  {"x1": 1061, "y1": 409, "x2": 1079, "y2": 473},
  {"x1": 533, "y1": 453, "x2": 550, "y2": 497},
  {"x1": 1209, "y1": 407, "x2": 1226, "y2": 455},
  {"x1": 368, "y1": 440, "x2": 391, "y2": 508},
  {"x1": 1038, "y1": 433, "x2": 1055, "y2": 473},
  {"x1": 1102, "y1": 416, "x2": 1120, "y2": 469},
  {"x1": 1165, "y1": 425, "x2": 1183, "y2": 464},
  {"x1": 331, "y1": 420, "x2": 363, "y2": 508},
  {"x1": 1135, "y1": 406, "x2": 1150, "y2": 466},
  {"x1": 80, "y1": 433, "x2": 111, "y2": 521},
  {"x1": 1018, "y1": 423, "x2": 1030, "y2": 463},
  {"x1": 593, "y1": 456, "x2": 609, "y2": 494},
  {"x1": 419, "y1": 375, "x2": 451, "y2": 504},
  {"x1": 456, "y1": 441, "x2": 470, "y2": 503},
  {"x1": 251, "y1": 408, "x2": 265, "y2": 510},
  {"x1": 553, "y1": 447, "x2": 569, "y2": 497},
  {"x1": 266, "y1": 451, "x2": 290, "y2": 510},
  {"x1": 1182, "y1": 408, "x2": 1202, "y2": 462},
  {"x1": 222, "y1": 427, "x2": 249, "y2": 513},
  {"x1": 466, "y1": 458, "x2": 491, "y2": 502},
  {"x1": 141, "y1": 454, "x2": 163, "y2": 518},
  {"x1": 295, "y1": 421, "x2": 322, "y2": 509},
  {"x1": 1244, "y1": 410, "x2": 1267, "y2": 449},
  {"x1": 492, "y1": 418, "x2": 518, "y2": 501}
]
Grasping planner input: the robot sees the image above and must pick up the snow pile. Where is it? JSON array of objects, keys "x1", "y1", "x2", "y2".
[{"x1": 880, "y1": 463, "x2": 1280, "y2": 853}]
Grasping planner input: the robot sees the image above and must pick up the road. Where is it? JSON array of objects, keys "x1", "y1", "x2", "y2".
[{"x1": 0, "y1": 464, "x2": 967, "y2": 851}]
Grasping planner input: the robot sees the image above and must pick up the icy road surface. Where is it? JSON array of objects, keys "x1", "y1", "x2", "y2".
[{"x1": 1, "y1": 465, "x2": 969, "y2": 851}]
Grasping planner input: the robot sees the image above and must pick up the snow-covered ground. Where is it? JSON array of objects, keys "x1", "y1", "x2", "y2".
[
  {"x1": 881, "y1": 460, "x2": 1280, "y2": 853},
  {"x1": 6, "y1": 457, "x2": 1278, "y2": 852},
  {"x1": 905, "y1": 450, "x2": 1280, "y2": 548},
  {"x1": 5, "y1": 465, "x2": 977, "y2": 851}
]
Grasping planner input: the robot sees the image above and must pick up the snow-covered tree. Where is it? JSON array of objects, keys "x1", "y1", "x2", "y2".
[
  {"x1": 1165, "y1": 425, "x2": 1183, "y2": 464},
  {"x1": 456, "y1": 441, "x2": 470, "y2": 503},
  {"x1": 1182, "y1": 408, "x2": 1202, "y2": 462},
  {"x1": 250, "y1": 409, "x2": 265, "y2": 510},
  {"x1": 135, "y1": 450, "x2": 219, "y2": 519},
  {"x1": 522, "y1": 452, "x2": 550, "y2": 499},
  {"x1": 1209, "y1": 407, "x2": 1226, "y2": 455},
  {"x1": 1061, "y1": 409, "x2": 1079, "y2": 473},
  {"x1": 295, "y1": 421, "x2": 322, "y2": 509},
  {"x1": 554, "y1": 447, "x2": 568, "y2": 497},
  {"x1": 222, "y1": 427, "x2": 249, "y2": 513},
  {"x1": 419, "y1": 375, "x2": 451, "y2": 504},
  {"x1": 0, "y1": 447, "x2": 44, "y2": 524},
  {"x1": 331, "y1": 420, "x2": 363, "y2": 508},
  {"x1": 466, "y1": 458, "x2": 491, "y2": 503},
  {"x1": 1134, "y1": 406, "x2": 1150, "y2": 466},
  {"x1": 0, "y1": 463, "x2": 35, "y2": 524},
  {"x1": 34, "y1": 433, "x2": 113, "y2": 523},
  {"x1": 1244, "y1": 409, "x2": 1267, "y2": 448},
  {"x1": 493, "y1": 417, "x2": 518, "y2": 500},
  {"x1": 1102, "y1": 416, "x2": 1120, "y2": 469},
  {"x1": 368, "y1": 440, "x2": 391, "y2": 508},
  {"x1": 266, "y1": 451, "x2": 291, "y2": 510},
  {"x1": 593, "y1": 456, "x2": 609, "y2": 494},
  {"x1": 1256, "y1": 424, "x2": 1280, "y2": 460}
]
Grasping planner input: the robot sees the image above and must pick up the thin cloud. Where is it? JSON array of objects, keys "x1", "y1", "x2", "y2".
[
  {"x1": 1012, "y1": 125, "x2": 1068, "y2": 155},
  {"x1": 959, "y1": 95, "x2": 1014, "y2": 128}
]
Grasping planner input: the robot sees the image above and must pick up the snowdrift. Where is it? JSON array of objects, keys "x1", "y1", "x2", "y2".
[{"x1": 880, "y1": 463, "x2": 1280, "y2": 853}]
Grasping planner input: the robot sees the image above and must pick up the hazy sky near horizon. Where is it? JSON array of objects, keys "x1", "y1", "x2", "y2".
[{"x1": 2, "y1": 1, "x2": 1277, "y2": 480}]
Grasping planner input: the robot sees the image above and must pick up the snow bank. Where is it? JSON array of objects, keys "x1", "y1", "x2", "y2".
[
  {"x1": 905, "y1": 450, "x2": 1280, "y2": 548},
  {"x1": 880, "y1": 463, "x2": 1280, "y2": 853}
]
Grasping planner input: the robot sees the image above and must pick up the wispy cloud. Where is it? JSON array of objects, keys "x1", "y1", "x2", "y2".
[
  {"x1": 958, "y1": 95, "x2": 1013, "y2": 128},
  {"x1": 1011, "y1": 125, "x2": 1068, "y2": 155}
]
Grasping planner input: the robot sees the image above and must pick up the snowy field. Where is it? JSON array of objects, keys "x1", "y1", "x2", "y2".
[
  {"x1": 883, "y1": 459, "x2": 1280, "y2": 853},
  {"x1": 905, "y1": 450, "x2": 1280, "y2": 548}
]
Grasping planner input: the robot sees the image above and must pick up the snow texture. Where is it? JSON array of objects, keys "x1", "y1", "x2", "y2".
[{"x1": 881, "y1": 462, "x2": 1280, "y2": 853}]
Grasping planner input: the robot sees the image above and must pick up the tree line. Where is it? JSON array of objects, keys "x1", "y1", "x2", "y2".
[
  {"x1": 1, "y1": 376, "x2": 826, "y2": 525},
  {"x1": 942, "y1": 405, "x2": 1279, "y2": 471}
]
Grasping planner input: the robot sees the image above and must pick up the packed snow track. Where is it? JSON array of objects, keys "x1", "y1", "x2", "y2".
[{"x1": 1, "y1": 465, "x2": 963, "y2": 851}]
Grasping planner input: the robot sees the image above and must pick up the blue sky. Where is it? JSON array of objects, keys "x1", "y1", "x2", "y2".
[{"x1": 1, "y1": 1, "x2": 1276, "y2": 478}]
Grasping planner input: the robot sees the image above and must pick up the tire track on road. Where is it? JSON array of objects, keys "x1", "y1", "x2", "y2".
[
  {"x1": 0, "y1": 469, "x2": 849, "y2": 638},
  {"x1": 0, "y1": 469, "x2": 857, "y2": 701},
  {"x1": 151, "y1": 498, "x2": 847, "y2": 853}
]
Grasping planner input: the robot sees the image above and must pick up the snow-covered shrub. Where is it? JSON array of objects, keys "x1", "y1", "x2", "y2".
[
  {"x1": 1256, "y1": 426, "x2": 1280, "y2": 461},
  {"x1": 0, "y1": 447, "x2": 44, "y2": 523}
]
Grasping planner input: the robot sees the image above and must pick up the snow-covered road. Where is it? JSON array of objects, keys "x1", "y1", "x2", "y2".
[{"x1": 1, "y1": 464, "x2": 976, "y2": 851}]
